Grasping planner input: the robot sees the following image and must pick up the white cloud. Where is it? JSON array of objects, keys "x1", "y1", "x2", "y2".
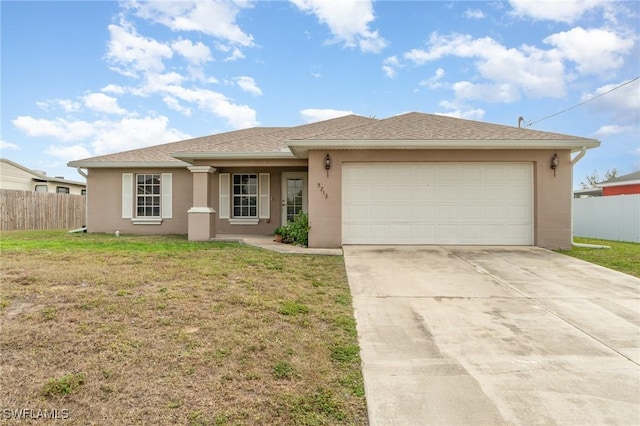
[
  {"x1": 13, "y1": 116, "x2": 96, "y2": 142},
  {"x1": 223, "y1": 47, "x2": 245, "y2": 62},
  {"x1": 464, "y1": 9, "x2": 486, "y2": 19},
  {"x1": 160, "y1": 84, "x2": 258, "y2": 128},
  {"x1": 404, "y1": 32, "x2": 566, "y2": 102},
  {"x1": 543, "y1": 27, "x2": 634, "y2": 76},
  {"x1": 452, "y1": 81, "x2": 521, "y2": 103},
  {"x1": 171, "y1": 39, "x2": 212, "y2": 65},
  {"x1": 163, "y1": 96, "x2": 192, "y2": 116},
  {"x1": 290, "y1": 0, "x2": 387, "y2": 53},
  {"x1": 508, "y1": 0, "x2": 608, "y2": 24},
  {"x1": 129, "y1": 0, "x2": 254, "y2": 47},
  {"x1": 382, "y1": 56, "x2": 401, "y2": 78},
  {"x1": 106, "y1": 21, "x2": 173, "y2": 77},
  {"x1": 83, "y1": 93, "x2": 127, "y2": 115},
  {"x1": 300, "y1": 108, "x2": 353, "y2": 123},
  {"x1": 435, "y1": 108, "x2": 486, "y2": 121},
  {"x1": 13, "y1": 115, "x2": 191, "y2": 157},
  {"x1": 36, "y1": 99, "x2": 81, "y2": 113},
  {"x1": 88, "y1": 116, "x2": 190, "y2": 155},
  {"x1": 45, "y1": 145, "x2": 92, "y2": 162},
  {"x1": 419, "y1": 68, "x2": 446, "y2": 89},
  {"x1": 593, "y1": 125, "x2": 635, "y2": 137},
  {"x1": 101, "y1": 84, "x2": 127, "y2": 94},
  {"x1": 135, "y1": 72, "x2": 186, "y2": 96},
  {"x1": 234, "y1": 76, "x2": 262, "y2": 96},
  {"x1": 582, "y1": 79, "x2": 640, "y2": 128},
  {"x1": 1, "y1": 139, "x2": 19, "y2": 150}
]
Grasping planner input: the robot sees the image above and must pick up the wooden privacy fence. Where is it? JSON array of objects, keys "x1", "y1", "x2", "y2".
[
  {"x1": 573, "y1": 194, "x2": 640, "y2": 243},
  {"x1": 0, "y1": 189, "x2": 86, "y2": 231}
]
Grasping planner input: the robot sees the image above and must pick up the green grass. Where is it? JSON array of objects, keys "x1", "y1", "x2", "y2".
[
  {"x1": 557, "y1": 237, "x2": 640, "y2": 278},
  {"x1": 0, "y1": 230, "x2": 367, "y2": 425},
  {"x1": 41, "y1": 373, "x2": 85, "y2": 397}
]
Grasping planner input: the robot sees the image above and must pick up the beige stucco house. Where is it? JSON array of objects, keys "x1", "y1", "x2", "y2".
[
  {"x1": 68, "y1": 112, "x2": 599, "y2": 249},
  {"x1": 1, "y1": 158, "x2": 86, "y2": 195}
]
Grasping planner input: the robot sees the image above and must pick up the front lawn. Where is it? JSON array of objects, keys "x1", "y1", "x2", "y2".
[
  {"x1": 0, "y1": 231, "x2": 367, "y2": 425},
  {"x1": 557, "y1": 237, "x2": 640, "y2": 278}
]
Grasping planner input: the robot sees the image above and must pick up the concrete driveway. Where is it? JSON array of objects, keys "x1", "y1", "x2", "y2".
[{"x1": 343, "y1": 246, "x2": 640, "y2": 426}]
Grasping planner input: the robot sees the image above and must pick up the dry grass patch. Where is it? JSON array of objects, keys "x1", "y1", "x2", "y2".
[{"x1": 0, "y1": 231, "x2": 367, "y2": 425}]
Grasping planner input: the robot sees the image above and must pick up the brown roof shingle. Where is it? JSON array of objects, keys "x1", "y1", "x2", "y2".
[
  {"x1": 70, "y1": 114, "x2": 376, "y2": 165},
  {"x1": 303, "y1": 112, "x2": 595, "y2": 141},
  {"x1": 69, "y1": 112, "x2": 598, "y2": 167}
]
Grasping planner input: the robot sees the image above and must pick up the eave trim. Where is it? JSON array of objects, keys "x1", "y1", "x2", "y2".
[
  {"x1": 172, "y1": 151, "x2": 296, "y2": 161},
  {"x1": 67, "y1": 161, "x2": 189, "y2": 169},
  {"x1": 286, "y1": 139, "x2": 601, "y2": 158}
]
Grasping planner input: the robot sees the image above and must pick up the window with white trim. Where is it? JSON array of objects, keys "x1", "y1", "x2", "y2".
[
  {"x1": 56, "y1": 186, "x2": 70, "y2": 194},
  {"x1": 35, "y1": 185, "x2": 48, "y2": 193},
  {"x1": 136, "y1": 174, "x2": 161, "y2": 217},
  {"x1": 122, "y1": 173, "x2": 172, "y2": 223},
  {"x1": 232, "y1": 174, "x2": 258, "y2": 218}
]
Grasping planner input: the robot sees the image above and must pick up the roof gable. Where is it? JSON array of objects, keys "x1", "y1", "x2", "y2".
[
  {"x1": 69, "y1": 127, "x2": 285, "y2": 166},
  {"x1": 68, "y1": 112, "x2": 600, "y2": 167},
  {"x1": 69, "y1": 115, "x2": 376, "y2": 167},
  {"x1": 303, "y1": 112, "x2": 597, "y2": 141},
  {"x1": 597, "y1": 170, "x2": 640, "y2": 187}
]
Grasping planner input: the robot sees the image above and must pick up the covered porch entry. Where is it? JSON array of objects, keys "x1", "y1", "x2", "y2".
[{"x1": 185, "y1": 163, "x2": 308, "y2": 241}]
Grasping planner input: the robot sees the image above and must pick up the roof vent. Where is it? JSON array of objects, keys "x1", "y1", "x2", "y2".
[{"x1": 54, "y1": 176, "x2": 64, "y2": 179}]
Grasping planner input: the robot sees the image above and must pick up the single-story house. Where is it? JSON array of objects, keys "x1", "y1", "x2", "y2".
[
  {"x1": 1, "y1": 158, "x2": 86, "y2": 195},
  {"x1": 573, "y1": 187, "x2": 602, "y2": 198},
  {"x1": 596, "y1": 170, "x2": 640, "y2": 196},
  {"x1": 68, "y1": 112, "x2": 600, "y2": 249}
]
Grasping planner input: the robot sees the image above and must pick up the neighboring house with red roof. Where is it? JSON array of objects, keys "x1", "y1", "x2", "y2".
[
  {"x1": 68, "y1": 112, "x2": 600, "y2": 249},
  {"x1": 596, "y1": 171, "x2": 640, "y2": 196}
]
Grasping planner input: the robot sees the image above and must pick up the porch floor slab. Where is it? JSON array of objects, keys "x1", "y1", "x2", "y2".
[{"x1": 212, "y1": 234, "x2": 343, "y2": 256}]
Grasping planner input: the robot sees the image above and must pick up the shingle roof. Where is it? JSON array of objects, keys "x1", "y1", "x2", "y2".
[
  {"x1": 68, "y1": 112, "x2": 599, "y2": 168},
  {"x1": 71, "y1": 126, "x2": 286, "y2": 165},
  {"x1": 303, "y1": 112, "x2": 595, "y2": 141},
  {"x1": 599, "y1": 170, "x2": 640, "y2": 184},
  {"x1": 176, "y1": 114, "x2": 376, "y2": 154},
  {"x1": 69, "y1": 114, "x2": 376, "y2": 166}
]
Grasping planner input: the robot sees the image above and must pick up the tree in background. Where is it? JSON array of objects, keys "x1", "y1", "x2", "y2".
[{"x1": 580, "y1": 169, "x2": 618, "y2": 189}]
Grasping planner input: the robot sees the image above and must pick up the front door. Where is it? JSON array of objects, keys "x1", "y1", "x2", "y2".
[{"x1": 281, "y1": 172, "x2": 308, "y2": 225}]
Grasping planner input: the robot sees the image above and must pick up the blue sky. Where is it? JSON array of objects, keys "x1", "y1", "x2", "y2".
[{"x1": 1, "y1": 0, "x2": 639, "y2": 187}]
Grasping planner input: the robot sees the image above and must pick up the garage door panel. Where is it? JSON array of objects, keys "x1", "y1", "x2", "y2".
[
  {"x1": 369, "y1": 185, "x2": 389, "y2": 201},
  {"x1": 437, "y1": 185, "x2": 459, "y2": 201},
  {"x1": 391, "y1": 168, "x2": 414, "y2": 184},
  {"x1": 459, "y1": 186, "x2": 483, "y2": 201},
  {"x1": 368, "y1": 205, "x2": 389, "y2": 220},
  {"x1": 343, "y1": 162, "x2": 533, "y2": 245},
  {"x1": 390, "y1": 185, "x2": 413, "y2": 200}
]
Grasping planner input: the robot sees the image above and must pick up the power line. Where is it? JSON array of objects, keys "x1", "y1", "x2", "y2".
[{"x1": 525, "y1": 76, "x2": 640, "y2": 127}]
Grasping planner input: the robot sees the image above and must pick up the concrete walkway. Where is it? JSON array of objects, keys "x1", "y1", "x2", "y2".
[
  {"x1": 344, "y1": 245, "x2": 640, "y2": 426},
  {"x1": 212, "y1": 234, "x2": 342, "y2": 255}
]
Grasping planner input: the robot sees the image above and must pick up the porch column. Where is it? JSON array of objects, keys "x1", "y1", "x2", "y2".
[{"x1": 187, "y1": 166, "x2": 216, "y2": 241}]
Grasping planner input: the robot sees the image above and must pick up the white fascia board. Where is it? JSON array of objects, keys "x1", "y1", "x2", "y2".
[
  {"x1": 40, "y1": 176, "x2": 86, "y2": 186},
  {"x1": 67, "y1": 161, "x2": 189, "y2": 169},
  {"x1": 286, "y1": 139, "x2": 601, "y2": 158},
  {"x1": 597, "y1": 179, "x2": 640, "y2": 188},
  {"x1": 172, "y1": 151, "x2": 296, "y2": 161}
]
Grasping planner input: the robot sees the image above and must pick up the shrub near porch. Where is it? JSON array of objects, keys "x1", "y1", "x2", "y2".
[{"x1": 0, "y1": 231, "x2": 367, "y2": 425}]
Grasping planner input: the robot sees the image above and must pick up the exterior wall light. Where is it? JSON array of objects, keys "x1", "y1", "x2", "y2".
[
  {"x1": 551, "y1": 153, "x2": 559, "y2": 177},
  {"x1": 324, "y1": 154, "x2": 332, "y2": 177}
]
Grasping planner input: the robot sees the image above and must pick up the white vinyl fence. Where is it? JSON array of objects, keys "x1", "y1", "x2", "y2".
[{"x1": 573, "y1": 194, "x2": 640, "y2": 243}]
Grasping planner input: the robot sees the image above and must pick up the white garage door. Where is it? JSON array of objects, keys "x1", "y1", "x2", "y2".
[{"x1": 342, "y1": 163, "x2": 533, "y2": 245}]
